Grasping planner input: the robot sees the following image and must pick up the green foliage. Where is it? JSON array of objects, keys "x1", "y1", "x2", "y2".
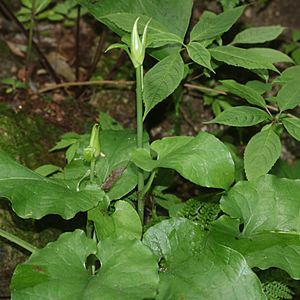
[
  {"x1": 2, "y1": 1, "x2": 300, "y2": 299},
  {"x1": 262, "y1": 281, "x2": 294, "y2": 300},
  {"x1": 176, "y1": 198, "x2": 220, "y2": 231},
  {"x1": 18, "y1": 0, "x2": 85, "y2": 27}
]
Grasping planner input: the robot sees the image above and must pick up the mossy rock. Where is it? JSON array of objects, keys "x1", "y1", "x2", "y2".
[
  {"x1": 0, "y1": 110, "x2": 64, "y2": 297},
  {"x1": 0, "y1": 110, "x2": 63, "y2": 169}
]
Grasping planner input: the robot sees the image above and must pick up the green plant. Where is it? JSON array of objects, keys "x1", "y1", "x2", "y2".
[
  {"x1": 1, "y1": 1, "x2": 300, "y2": 299},
  {"x1": 284, "y1": 29, "x2": 300, "y2": 65}
]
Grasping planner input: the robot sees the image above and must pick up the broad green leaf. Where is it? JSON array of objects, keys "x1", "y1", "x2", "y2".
[
  {"x1": 12, "y1": 230, "x2": 159, "y2": 300},
  {"x1": 219, "y1": 0, "x2": 240, "y2": 10},
  {"x1": 89, "y1": 200, "x2": 142, "y2": 240},
  {"x1": 0, "y1": 149, "x2": 105, "y2": 219},
  {"x1": 275, "y1": 79, "x2": 300, "y2": 111},
  {"x1": 187, "y1": 41, "x2": 214, "y2": 72},
  {"x1": 220, "y1": 79, "x2": 266, "y2": 108},
  {"x1": 210, "y1": 46, "x2": 278, "y2": 71},
  {"x1": 131, "y1": 132, "x2": 234, "y2": 189},
  {"x1": 143, "y1": 53, "x2": 184, "y2": 118},
  {"x1": 210, "y1": 175, "x2": 300, "y2": 278},
  {"x1": 232, "y1": 26, "x2": 284, "y2": 44},
  {"x1": 282, "y1": 117, "x2": 300, "y2": 141},
  {"x1": 143, "y1": 218, "x2": 266, "y2": 300},
  {"x1": 274, "y1": 65, "x2": 300, "y2": 83},
  {"x1": 103, "y1": 13, "x2": 183, "y2": 48},
  {"x1": 244, "y1": 127, "x2": 281, "y2": 180},
  {"x1": 190, "y1": 6, "x2": 245, "y2": 42},
  {"x1": 208, "y1": 106, "x2": 269, "y2": 127},
  {"x1": 77, "y1": 0, "x2": 193, "y2": 58}
]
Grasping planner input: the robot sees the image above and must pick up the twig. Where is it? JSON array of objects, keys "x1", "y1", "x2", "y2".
[
  {"x1": 184, "y1": 83, "x2": 227, "y2": 95},
  {"x1": 0, "y1": 1, "x2": 61, "y2": 84},
  {"x1": 179, "y1": 106, "x2": 198, "y2": 134},
  {"x1": 75, "y1": 5, "x2": 81, "y2": 81},
  {"x1": 38, "y1": 80, "x2": 135, "y2": 93},
  {"x1": 85, "y1": 30, "x2": 107, "y2": 81}
]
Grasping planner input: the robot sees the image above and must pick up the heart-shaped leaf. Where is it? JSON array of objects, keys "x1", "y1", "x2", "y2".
[
  {"x1": 12, "y1": 230, "x2": 159, "y2": 300},
  {"x1": 210, "y1": 175, "x2": 300, "y2": 279},
  {"x1": 143, "y1": 218, "x2": 266, "y2": 300}
]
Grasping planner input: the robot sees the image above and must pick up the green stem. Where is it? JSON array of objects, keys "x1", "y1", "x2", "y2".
[
  {"x1": 0, "y1": 228, "x2": 37, "y2": 253},
  {"x1": 136, "y1": 64, "x2": 145, "y2": 222},
  {"x1": 90, "y1": 158, "x2": 96, "y2": 183},
  {"x1": 141, "y1": 170, "x2": 157, "y2": 199}
]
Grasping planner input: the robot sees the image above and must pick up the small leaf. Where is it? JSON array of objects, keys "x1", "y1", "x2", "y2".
[
  {"x1": 275, "y1": 79, "x2": 300, "y2": 111},
  {"x1": 210, "y1": 46, "x2": 277, "y2": 71},
  {"x1": 89, "y1": 200, "x2": 142, "y2": 240},
  {"x1": 274, "y1": 65, "x2": 300, "y2": 84},
  {"x1": 208, "y1": 106, "x2": 269, "y2": 127},
  {"x1": 282, "y1": 117, "x2": 300, "y2": 141},
  {"x1": 34, "y1": 164, "x2": 61, "y2": 176},
  {"x1": 49, "y1": 138, "x2": 78, "y2": 151},
  {"x1": 143, "y1": 53, "x2": 184, "y2": 118},
  {"x1": 190, "y1": 6, "x2": 245, "y2": 41},
  {"x1": 220, "y1": 79, "x2": 266, "y2": 108},
  {"x1": 187, "y1": 41, "x2": 214, "y2": 72},
  {"x1": 244, "y1": 127, "x2": 281, "y2": 180},
  {"x1": 232, "y1": 26, "x2": 284, "y2": 44}
]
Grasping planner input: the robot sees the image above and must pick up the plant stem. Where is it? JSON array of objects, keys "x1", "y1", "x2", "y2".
[
  {"x1": 90, "y1": 158, "x2": 96, "y2": 183},
  {"x1": 136, "y1": 65, "x2": 145, "y2": 222},
  {"x1": 0, "y1": 228, "x2": 37, "y2": 253},
  {"x1": 141, "y1": 170, "x2": 157, "y2": 199}
]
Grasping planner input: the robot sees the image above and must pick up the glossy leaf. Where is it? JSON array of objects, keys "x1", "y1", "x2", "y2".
[
  {"x1": 210, "y1": 46, "x2": 278, "y2": 71},
  {"x1": 210, "y1": 175, "x2": 300, "y2": 279},
  {"x1": 143, "y1": 218, "x2": 266, "y2": 300},
  {"x1": 208, "y1": 106, "x2": 269, "y2": 127},
  {"x1": 143, "y1": 53, "x2": 184, "y2": 118},
  {"x1": 131, "y1": 132, "x2": 235, "y2": 189},
  {"x1": 190, "y1": 6, "x2": 245, "y2": 41},
  {"x1": 187, "y1": 41, "x2": 214, "y2": 72},
  {"x1": 220, "y1": 79, "x2": 266, "y2": 108},
  {"x1": 89, "y1": 200, "x2": 142, "y2": 240},
  {"x1": 282, "y1": 117, "x2": 300, "y2": 141},
  {"x1": 12, "y1": 230, "x2": 159, "y2": 300},
  {"x1": 244, "y1": 127, "x2": 281, "y2": 180},
  {"x1": 275, "y1": 79, "x2": 300, "y2": 111},
  {"x1": 232, "y1": 26, "x2": 284, "y2": 44},
  {"x1": 0, "y1": 149, "x2": 105, "y2": 219}
]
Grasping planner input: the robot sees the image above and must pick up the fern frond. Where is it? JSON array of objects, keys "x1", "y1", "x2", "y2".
[
  {"x1": 262, "y1": 281, "x2": 294, "y2": 300},
  {"x1": 177, "y1": 198, "x2": 220, "y2": 230}
]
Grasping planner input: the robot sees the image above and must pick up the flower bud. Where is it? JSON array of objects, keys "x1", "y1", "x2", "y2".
[
  {"x1": 83, "y1": 123, "x2": 101, "y2": 161},
  {"x1": 130, "y1": 17, "x2": 150, "y2": 68}
]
